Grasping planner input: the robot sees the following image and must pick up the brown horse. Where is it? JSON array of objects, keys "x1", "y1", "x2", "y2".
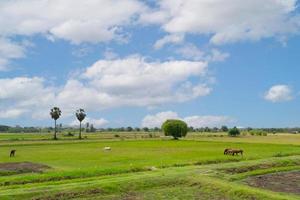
[
  {"x1": 10, "y1": 150, "x2": 16, "y2": 157},
  {"x1": 227, "y1": 149, "x2": 243, "y2": 156},
  {"x1": 223, "y1": 148, "x2": 232, "y2": 155}
]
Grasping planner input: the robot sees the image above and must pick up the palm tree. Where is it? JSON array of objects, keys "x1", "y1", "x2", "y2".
[
  {"x1": 76, "y1": 108, "x2": 86, "y2": 139},
  {"x1": 50, "y1": 107, "x2": 62, "y2": 140}
]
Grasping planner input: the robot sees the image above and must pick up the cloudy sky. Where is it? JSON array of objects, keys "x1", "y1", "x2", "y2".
[{"x1": 0, "y1": 0, "x2": 300, "y2": 128}]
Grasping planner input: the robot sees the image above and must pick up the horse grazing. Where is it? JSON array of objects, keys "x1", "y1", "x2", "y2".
[
  {"x1": 223, "y1": 148, "x2": 232, "y2": 155},
  {"x1": 227, "y1": 149, "x2": 243, "y2": 156},
  {"x1": 10, "y1": 150, "x2": 16, "y2": 157}
]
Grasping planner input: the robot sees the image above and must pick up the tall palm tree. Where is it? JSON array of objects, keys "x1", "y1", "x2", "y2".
[
  {"x1": 76, "y1": 108, "x2": 86, "y2": 139},
  {"x1": 50, "y1": 107, "x2": 62, "y2": 140}
]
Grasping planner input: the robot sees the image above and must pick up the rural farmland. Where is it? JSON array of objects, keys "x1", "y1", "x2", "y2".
[{"x1": 0, "y1": 132, "x2": 299, "y2": 199}]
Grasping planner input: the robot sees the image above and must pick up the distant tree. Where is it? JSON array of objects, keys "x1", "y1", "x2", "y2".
[
  {"x1": 0, "y1": 125, "x2": 10, "y2": 132},
  {"x1": 162, "y1": 119, "x2": 188, "y2": 139},
  {"x1": 126, "y1": 126, "x2": 133, "y2": 132},
  {"x1": 86, "y1": 122, "x2": 90, "y2": 132},
  {"x1": 135, "y1": 127, "x2": 140, "y2": 132},
  {"x1": 221, "y1": 125, "x2": 229, "y2": 132},
  {"x1": 143, "y1": 127, "x2": 149, "y2": 132},
  {"x1": 153, "y1": 127, "x2": 160, "y2": 132},
  {"x1": 246, "y1": 127, "x2": 253, "y2": 131},
  {"x1": 188, "y1": 126, "x2": 194, "y2": 132},
  {"x1": 90, "y1": 124, "x2": 96, "y2": 132},
  {"x1": 50, "y1": 107, "x2": 62, "y2": 140},
  {"x1": 228, "y1": 126, "x2": 240, "y2": 137},
  {"x1": 59, "y1": 123, "x2": 63, "y2": 132},
  {"x1": 204, "y1": 127, "x2": 211, "y2": 132},
  {"x1": 76, "y1": 108, "x2": 86, "y2": 139},
  {"x1": 212, "y1": 127, "x2": 219, "y2": 132}
]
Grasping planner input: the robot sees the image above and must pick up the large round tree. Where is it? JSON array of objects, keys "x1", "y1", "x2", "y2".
[
  {"x1": 50, "y1": 107, "x2": 61, "y2": 140},
  {"x1": 162, "y1": 119, "x2": 188, "y2": 139},
  {"x1": 76, "y1": 108, "x2": 86, "y2": 139}
]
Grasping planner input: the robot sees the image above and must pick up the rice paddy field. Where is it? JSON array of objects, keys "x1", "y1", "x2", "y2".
[{"x1": 0, "y1": 132, "x2": 299, "y2": 199}]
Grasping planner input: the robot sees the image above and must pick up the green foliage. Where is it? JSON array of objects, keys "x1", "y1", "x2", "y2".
[
  {"x1": 249, "y1": 130, "x2": 268, "y2": 136},
  {"x1": 76, "y1": 108, "x2": 86, "y2": 122},
  {"x1": 143, "y1": 127, "x2": 149, "y2": 132},
  {"x1": 228, "y1": 126, "x2": 240, "y2": 137},
  {"x1": 50, "y1": 107, "x2": 61, "y2": 120},
  {"x1": 221, "y1": 125, "x2": 229, "y2": 132},
  {"x1": 162, "y1": 119, "x2": 188, "y2": 139}
]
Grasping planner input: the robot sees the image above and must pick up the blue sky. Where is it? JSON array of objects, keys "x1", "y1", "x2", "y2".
[{"x1": 0, "y1": 0, "x2": 300, "y2": 128}]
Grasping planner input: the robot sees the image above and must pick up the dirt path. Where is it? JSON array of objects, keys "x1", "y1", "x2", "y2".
[{"x1": 245, "y1": 170, "x2": 300, "y2": 195}]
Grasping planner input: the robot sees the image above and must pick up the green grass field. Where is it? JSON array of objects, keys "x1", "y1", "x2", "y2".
[{"x1": 0, "y1": 132, "x2": 299, "y2": 199}]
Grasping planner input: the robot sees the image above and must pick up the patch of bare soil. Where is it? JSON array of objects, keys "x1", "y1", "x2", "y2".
[
  {"x1": 33, "y1": 188, "x2": 103, "y2": 200},
  {"x1": 245, "y1": 171, "x2": 300, "y2": 195},
  {"x1": 0, "y1": 161, "x2": 50, "y2": 174}
]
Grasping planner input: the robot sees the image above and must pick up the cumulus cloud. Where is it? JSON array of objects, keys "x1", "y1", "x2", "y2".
[
  {"x1": 0, "y1": 0, "x2": 145, "y2": 44},
  {"x1": 176, "y1": 44, "x2": 229, "y2": 62},
  {"x1": 154, "y1": 34, "x2": 184, "y2": 49},
  {"x1": 141, "y1": 111, "x2": 180, "y2": 128},
  {"x1": 184, "y1": 115, "x2": 234, "y2": 128},
  {"x1": 0, "y1": 38, "x2": 26, "y2": 70},
  {"x1": 0, "y1": 0, "x2": 146, "y2": 69},
  {"x1": 143, "y1": 0, "x2": 300, "y2": 45},
  {"x1": 0, "y1": 77, "x2": 56, "y2": 119},
  {"x1": 69, "y1": 117, "x2": 108, "y2": 128},
  {"x1": 141, "y1": 111, "x2": 233, "y2": 128},
  {"x1": 264, "y1": 85, "x2": 293, "y2": 102},
  {"x1": 0, "y1": 56, "x2": 212, "y2": 119}
]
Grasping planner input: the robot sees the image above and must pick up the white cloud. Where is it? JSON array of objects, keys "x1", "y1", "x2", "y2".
[
  {"x1": 141, "y1": 111, "x2": 233, "y2": 128},
  {"x1": 142, "y1": 111, "x2": 180, "y2": 128},
  {"x1": 264, "y1": 85, "x2": 293, "y2": 102},
  {"x1": 0, "y1": 109, "x2": 27, "y2": 119},
  {"x1": 207, "y1": 49, "x2": 230, "y2": 62},
  {"x1": 184, "y1": 115, "x2": 234, "y2": 128},
  {"x1": 154, "y1": 34, "x2": 184, "y2": 49},
  {"x1": 76, "y1": 55, "x2": 211, "y2": 108},
  {"x1": 0, "y1": 56, "x2": 212, "y2": 120},
  {"x1": 69, "y1": 117, "x2": 108, "y2": 128},
  {"x1": 0, "y1": 77, "x2": 56, "y2": 119},
  {"x1": 175, "y1": 44, "x2": 204, "y2": 60},
  {"x1": 0, "y1": 0, "x2": 146, "y2": 69},
  {"x1": 0, "y1": 0, "x2": 145, "y2": 44},
  {"x1": 0, "y1": 38, "x2": 26, "y2": 70},
  {"x1": 176, "y1": 44, "x2": 229, "y2": 62},
  {"x1": 143, "y1": 0, "x2": 300, "y2": 45}
]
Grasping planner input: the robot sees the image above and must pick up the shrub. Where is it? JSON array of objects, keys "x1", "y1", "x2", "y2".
[
  {"x1": 228, "y1": 127, "x2": 240, "y2": 137},
  {"x1": 249, "y1": 130, "x2": 268, "y2": 136},
  {"x1": 161, "y1": 119, "x2": 188, "y2": 139}
]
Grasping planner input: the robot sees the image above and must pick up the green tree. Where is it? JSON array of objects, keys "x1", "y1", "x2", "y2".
[
  {"x1": 228, "y1": 126, "x2": 240, "y2": 137},
  {"x1": 126, "y1": 126, "x2": 133, "y2": 132},
  {"x1": 50, "y1": 107, "x2": 61, "y2": 140},
  {"x1": 162, "y1": 119, "x2": 188, "y2": 139},
  {"x1": 143, "y1": 127, "x2": 149, "y2": 132},
  {"x1": 86, "y1": 122, "x2": 90, "y2": 132},
  {"x1": 90, "y1": 124, "x2": 96, "y2": 132},
  {"x1": 221, "y1": 125, "x2": 229, "y2": 132},
  {"x1": 76, "y1": 108, "x2": 86, "y2": 139}
]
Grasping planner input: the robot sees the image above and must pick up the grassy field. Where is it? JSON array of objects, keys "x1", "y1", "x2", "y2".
[{"x1": 0, "y1": 132, "x2": 299, "y2": 199}]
